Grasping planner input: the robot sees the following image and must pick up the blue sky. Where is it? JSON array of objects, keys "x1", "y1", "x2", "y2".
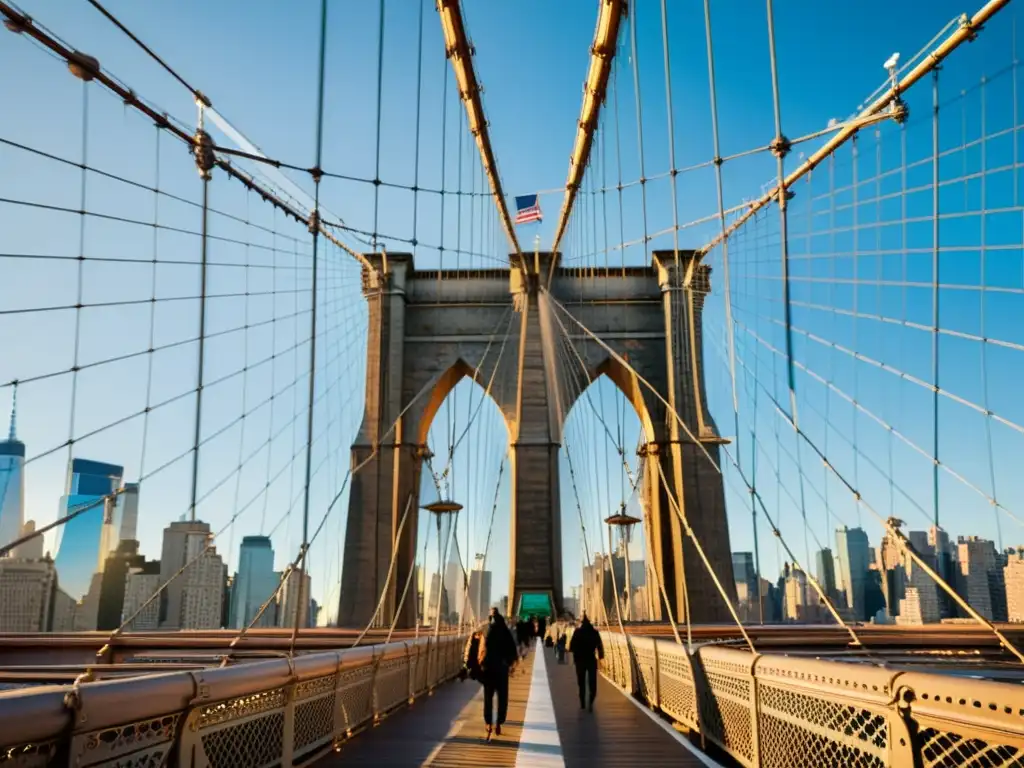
[{"x1": 1, "y1": 0, "x2": 1022, "y2": 623}]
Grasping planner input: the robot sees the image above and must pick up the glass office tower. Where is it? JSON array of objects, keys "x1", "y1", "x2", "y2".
[
  {"x1": 0, "y1": 393, "x2": 25, "y2": 553},
  {"x1": 229, "y1": 535, "x2": 278, "y2": 628},
  {"x1": 54, "y1": 458, "x2": 124, "y2": 600}
]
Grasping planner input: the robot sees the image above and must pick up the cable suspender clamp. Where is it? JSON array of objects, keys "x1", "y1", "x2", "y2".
[
  {"x1": 768, "y1": 135, "x2": 791, "y2": 159},
  {"x1": 68, "y1": 50, "x2": 100, "y2": 82},
  {"x1": 192, "y1": 129, "x2": 214, "y2": 180},
  {"x1": 958, "y1": 12, "x2": 978, "y2": 41},
  {"x1": 2, "y1": 8, "x2": 29, "y2": 33}
]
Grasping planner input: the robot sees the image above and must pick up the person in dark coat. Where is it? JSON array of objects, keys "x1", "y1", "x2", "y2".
[
  {"x1": 475, "y1": 608, "x2": 518, "y2": 740},
  {"x1": 568, "y1": 613, "x2": 604, "y2": 711}
]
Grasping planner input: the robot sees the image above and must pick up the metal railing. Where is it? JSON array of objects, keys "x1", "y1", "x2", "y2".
[
  {"x1": 0, "y1": 634, "x2": 468, "y2": 767},
  {"x1": 599, "y1": 632, "x2": 1024, "y2": 767}
]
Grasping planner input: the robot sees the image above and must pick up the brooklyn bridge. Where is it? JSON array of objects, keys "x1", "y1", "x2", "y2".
[{"x1": 0, "y1": 0, "x2": 1022, "y2": 765}]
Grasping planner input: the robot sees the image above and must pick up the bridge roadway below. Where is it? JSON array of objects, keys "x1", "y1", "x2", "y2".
[{"x1": 324, "y1": 638, "x2": 719, "y2": 768}]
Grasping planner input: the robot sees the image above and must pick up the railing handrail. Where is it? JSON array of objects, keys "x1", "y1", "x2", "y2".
[
  {"x1": 0, "y1": 633, "x2": 463, "y2": 751},
  {"x1": 598, "y1": 630, "x2": 1024, "y2": 767}
]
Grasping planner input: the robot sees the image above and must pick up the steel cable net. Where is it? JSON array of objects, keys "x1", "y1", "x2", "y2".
[
  {"x1": 0, "y1": 0, "x2": 510, "y2": 643},
  {"x1": 552, "y1": 0, "x2": 1024, "y2": 655},
  {"x1": 0, "y1": 43, "x2": 367, "y2": 635},
  {"x1": 704, "y1": 19, "x2": 1024, "y2": 632}
]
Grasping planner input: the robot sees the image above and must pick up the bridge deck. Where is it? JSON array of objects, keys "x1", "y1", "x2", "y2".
[{"x1": 323, "y1": 640, "x2": 717, "y2": 767}]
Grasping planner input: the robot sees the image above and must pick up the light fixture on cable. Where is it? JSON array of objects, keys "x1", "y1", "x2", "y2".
[{"x1": 882, "y1": 52, "x2": 908, "y2": 124}]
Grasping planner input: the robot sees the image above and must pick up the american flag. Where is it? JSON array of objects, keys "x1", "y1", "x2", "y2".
[{"x1": 514, "y1": 194, "x2": 543, "y2": 225}]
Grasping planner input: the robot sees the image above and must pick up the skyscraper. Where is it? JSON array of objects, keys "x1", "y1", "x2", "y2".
[
  {"x1": 957, "y1": 536, "x2": 998, "y2": 620},
  {"x1": 95, "y1": 540, "x2": 152, "y2": 631},
  {"x1": 896, "y1": 558, "x2": 942, "y2": 625},
  {"x1": 0, "y1": 391, "x2": 25, "y2": 553},
  {"x1": 122, "y1": 561, "x2": 161, "y2": 631},
  {"x1": 783, "y1": 565, "x2": 812, "y2": 622},
  {"x1": 467, "y1": 553, "x2": 492, "y2": 624},
  {"x1": 815, "y1": 548, "x2": 838, "y2": 599},
  {"x1": 835, "y1": 527, "x2": 871, "y2": 621},
  {"x1": 426, "y1": 572, "x2": 448, "y2": 625},
  {"x1": 443, "y1": 560, "x2": 467, "y2": 624},
  {"x1": 158, "y1": 520, "x2": 224, "y2": 630},
  {"x1": 116, "y1": 484, "x2": 140, "y2": 542},
  {"x1": 54, "y1": 458, "x2": 124, "y2": 601},
  {"x1": 0, "y1": 556, "x2": 57, "y2": 631},
  {"x1": 732, "y1": 552, "x2": 758, "y2": 598},
  {"x1": 1004, "y1": 550, "x2": 1024, "y2": 622},
  {"x1": 878, "y1": 531, "x2": 907, "y2": 619},
  {"x1": 230, "y1": 536, "x2": 278, "y2": 629},
  {"x1": 278, "y1": 568, "x2": 313, "y2": 628},
  {"x1": 929, "y1": 526, "x2": 956, "y2": 617},
  {"x1": 12, "y1": 520, "x2": 43, "y2": 560}
]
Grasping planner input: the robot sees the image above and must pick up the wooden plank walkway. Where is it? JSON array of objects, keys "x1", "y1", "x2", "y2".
[
  {"x1": 546, "y1": 646, "x2": 717, "y2": 767},
  {"x1": 321, "y1": 641, "x2": 720, "y2": 767},
  {"x1": 323, "y1": 647, "x2": 536, "y2": 767}
]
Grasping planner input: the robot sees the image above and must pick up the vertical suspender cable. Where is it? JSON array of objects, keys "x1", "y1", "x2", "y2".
[
  {"x1": 613, "y1": 66, "x2": 626, "y2": 276},
  {"x1": 411, "y1": 0, "x2": 425, "y2": 261},
  {"x1": 67, "y1": 84, "x2": 89, "y2": 508},
  {"x1": 440, "y1": 63, "x2": 448, "y2": 272},
  {"x1": 851, "y1": 135, "x2": 863, "y2": 528},
  {"x1": 294, "y1": 0, "x2": 330, "y2": 642},
  {"x1": 628, "y1": 8, "x2": 650, "y2": 265},
  {"x1": 931, "y1": 69, "x2": 941, "y2": 529},
  {"x1": 765, "y1": 0, "x2": 798, "y2": 423},
  {"x1": 138, "y1": 127, "x2": 160, "y2": 496},
  {"x1": 189, "y1": 107, "x2": 211, "y2": 523},
  {"x1": 371, "y1": 0, "x2": 386, "y2": 252},
  {"x1": 701, "y1": 1, "x2": 740, "y2": 425},
  {"x1": 979, "y1": 76, "x2": 1002, "y2": 549}
]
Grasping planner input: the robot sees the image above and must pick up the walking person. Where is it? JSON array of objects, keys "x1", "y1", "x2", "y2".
[
  {"x1": 475, "y1": 607, "x2": 518, "y2": 741},
  {"x1": 568, "y1": 612, "x2": 604, "y2": 712},
  {"x1": 515, "y1": 618, "x2": 530, "y2": 669}
]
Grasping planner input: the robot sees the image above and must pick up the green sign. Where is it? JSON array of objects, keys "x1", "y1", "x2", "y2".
[{"x1": 518, "y1": 592, "x2": 552, "y2": 618}]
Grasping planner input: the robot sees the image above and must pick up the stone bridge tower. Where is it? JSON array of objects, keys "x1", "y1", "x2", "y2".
[{"x1": 338, "y1": 251, "x2": 736, "y2": 629}]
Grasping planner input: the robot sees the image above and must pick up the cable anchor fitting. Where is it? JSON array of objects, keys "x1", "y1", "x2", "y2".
[
  {"x1": 769, "y1": 135, "x2": 791, "y2": 159},
  {"x1": 192, "y1": 129, "x2": 215, "y2": 180},
  {"x1": 958, "y1": 13, "x2": 978, "y2": 42},
  {"x1": 308, "y1": 209, "x2": 321, "y2": 235},
  {"x1": 68, "y1": 50, "x2": 100, "y2": 82},
  {"x1": 888, "y1": 97, "x2": 909, "y2": 124},
  {"x1": 3, "y1": 10, "x2": 31, "y2": 34}
]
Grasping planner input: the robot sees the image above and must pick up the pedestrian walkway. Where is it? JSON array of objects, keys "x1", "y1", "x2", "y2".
[
  {"x1": 324, "y1": 646, "x2": 535, "y2": 766},
  {"x1": 546, "y1": 646, "x2": 719, "y2": 767},
  {"x1": 321, "y1": 639, "x2": 719, "y2": 767}
]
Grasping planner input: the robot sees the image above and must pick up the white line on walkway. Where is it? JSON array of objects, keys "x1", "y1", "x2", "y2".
[
  {"x1": 514, "y1": 639, "x2": 565, "y2": 768},
  {"x1": 610, "y1": 675, "x2": 725, "y2": 768}
]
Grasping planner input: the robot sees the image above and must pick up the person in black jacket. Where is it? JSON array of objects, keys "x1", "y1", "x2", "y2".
[
  {"x1": 475, "y1": 608, "x2": 518, "y2": 740},
  {"x1": 568, "y1": 613, "x2": 604, "y2": 711}
]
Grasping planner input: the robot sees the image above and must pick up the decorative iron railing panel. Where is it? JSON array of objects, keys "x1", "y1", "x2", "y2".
[
  {"x1": 598, "y1": 631, "x2": 1024, "y2": 767},
  {"x1": 0, "y1": 635, "x2": 467, "y2": 768}
]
